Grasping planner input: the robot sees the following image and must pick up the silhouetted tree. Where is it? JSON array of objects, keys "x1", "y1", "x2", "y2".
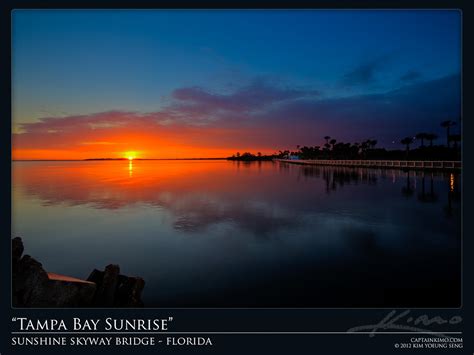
[
  {"x1": 324, "y1": 136, "x2": 331, "y2": 145},
  {"x1": 329, "y1": 139, "x2": 337, "y2": 150},
  {"x1": 425, "y1": 133, "x2": 438, "y2": 147},
  {"x1": 369, "y1": 139, "x2": 377, "y2": 149},
  {"x1": 449, "y1": 134, "x2": 461, "y2": 149},
  {"x1": 415, "y1": 132, "x2": 428, "y2": 147},
  {"x1": 441, "y1": 120, "x2": 456, "y2": 148},
  {"x1": 401, "y1": 137, "x2": 413, "y2": 155},
  {"x1": 349, "y1": 143, "x2": 358, "y2": 157},
  {"x1": 278, "y1": 150, "x2": 290, "y2": 159}
]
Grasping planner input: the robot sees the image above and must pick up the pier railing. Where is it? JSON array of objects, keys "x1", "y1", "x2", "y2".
[{"x1": 276, "y1": 159, "x2": 462, "y2": 169}]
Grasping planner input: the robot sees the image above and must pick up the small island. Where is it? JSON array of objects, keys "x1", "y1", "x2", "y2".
[{"x1": 227, "y1": 152, "x2": 274, "y2": 161}]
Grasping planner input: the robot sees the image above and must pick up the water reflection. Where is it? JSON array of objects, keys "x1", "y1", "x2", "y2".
[
  {"x1": 445, "y1": 172, "x2": 461, "y2": 219},
  {"x1": 401, "y1": 170, "x2": 415, "y2": 198},
  {"x1": 298, "y1": 165, "x2": 459, "y2": 220},
  {"x1": 12, "y1": 161, "x2": 461, "y2": 307},
  {"x1": 13, "y1": 160, "x2": 300, "y2": 236},
  {"x1": 301, "y1": 166, "x2": 378, "y2": 192},
  {"x1": 12, "y1": 161, "x2": 461, "y2": 236}
]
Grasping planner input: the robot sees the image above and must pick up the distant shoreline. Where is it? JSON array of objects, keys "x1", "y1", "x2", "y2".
[
  {"x1": 12, "y1": 158, "x2": 228, "y2": 162},
  {"x1": 12, "y1": 157, "x2": 463, "y2": 166}
]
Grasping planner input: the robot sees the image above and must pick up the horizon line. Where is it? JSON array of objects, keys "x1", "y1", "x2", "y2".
[{"x1": 12, "y1": 158, "x2": 229, "y2": 162}]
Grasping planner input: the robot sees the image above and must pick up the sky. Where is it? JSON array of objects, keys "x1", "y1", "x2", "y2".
[{"x1": 12, "y1": 10, "x2": 461, "y2": 159}]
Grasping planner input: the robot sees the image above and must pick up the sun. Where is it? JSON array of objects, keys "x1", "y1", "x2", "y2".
[{"x1": 124, "y1": 151, "x2": 137, "y2": 161}]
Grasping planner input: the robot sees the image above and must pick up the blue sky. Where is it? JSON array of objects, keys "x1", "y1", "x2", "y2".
[{"x1": 12, "y1": 10, "x2": 461, "y2": 158}]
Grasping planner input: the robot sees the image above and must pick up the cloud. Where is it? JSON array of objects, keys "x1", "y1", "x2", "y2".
[
  {"x1": 230, "y1": 73, "x2": 460, "y2": 148},
  {"x1": 341, "y1": 55, "x2": 392, "y2": 86},
  {"x1": 400, "y1": 70, "x2": 422, "y2": 82},
  {"x1": 168, "y1": 78, "x2": 320, "y2": 122},
  {"x1": 13, "y1": 74, "x2": 460, "y2": 158}
]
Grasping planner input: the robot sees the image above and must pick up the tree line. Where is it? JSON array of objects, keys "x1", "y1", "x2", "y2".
[{"x1": 227, "y1": 119, "x2": 461, "y2": 161}]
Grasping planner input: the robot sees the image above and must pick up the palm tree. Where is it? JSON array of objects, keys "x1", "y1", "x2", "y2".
[
  {"x1": 401, "y1": 137, "x2": 413, "y2": 155},
  {"x1": 425, "y1": 133, "x2": 438, "y2": 147},
  {"x1": 441, "y1": 120, "x2": 456, "y2": 148},
  {"x1": 329, "y1": 139, "x2": 337, "y2": 150},
  {"x1": 449, "y1": 134, "x2": 461, "y2": 149},
  {"x1": 368, "y1": 139, "x2": 377, "y2": 150},
  {"x1": 415, "y1": 132, "x2": 428, "y2": 147},
  {"x1": 360, "y1": 139, "x2": 375, "y2": 152},
  {"x1": 324, "y1": 136, "x2": 331, "y2": 145}
]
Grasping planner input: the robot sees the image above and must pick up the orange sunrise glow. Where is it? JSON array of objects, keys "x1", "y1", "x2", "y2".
[
  {"x1": 11, "y1": 111, "x2": 283, "y2": 160},
  {"x1": 125, "y1": 151, "x2": 137, "y2": 160},
  {"x1": 11, "y1": 127, "x2": 279, "y2": 160}
]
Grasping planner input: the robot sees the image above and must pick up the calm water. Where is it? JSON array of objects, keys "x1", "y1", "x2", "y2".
[{"x1": 12, "y1": 160, "x2": 461, "y2": 307}]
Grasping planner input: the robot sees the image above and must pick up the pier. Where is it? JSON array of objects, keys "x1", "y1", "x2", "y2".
[{"x1": 276, "y1": 159, "x2": 462, "y2": 170}]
